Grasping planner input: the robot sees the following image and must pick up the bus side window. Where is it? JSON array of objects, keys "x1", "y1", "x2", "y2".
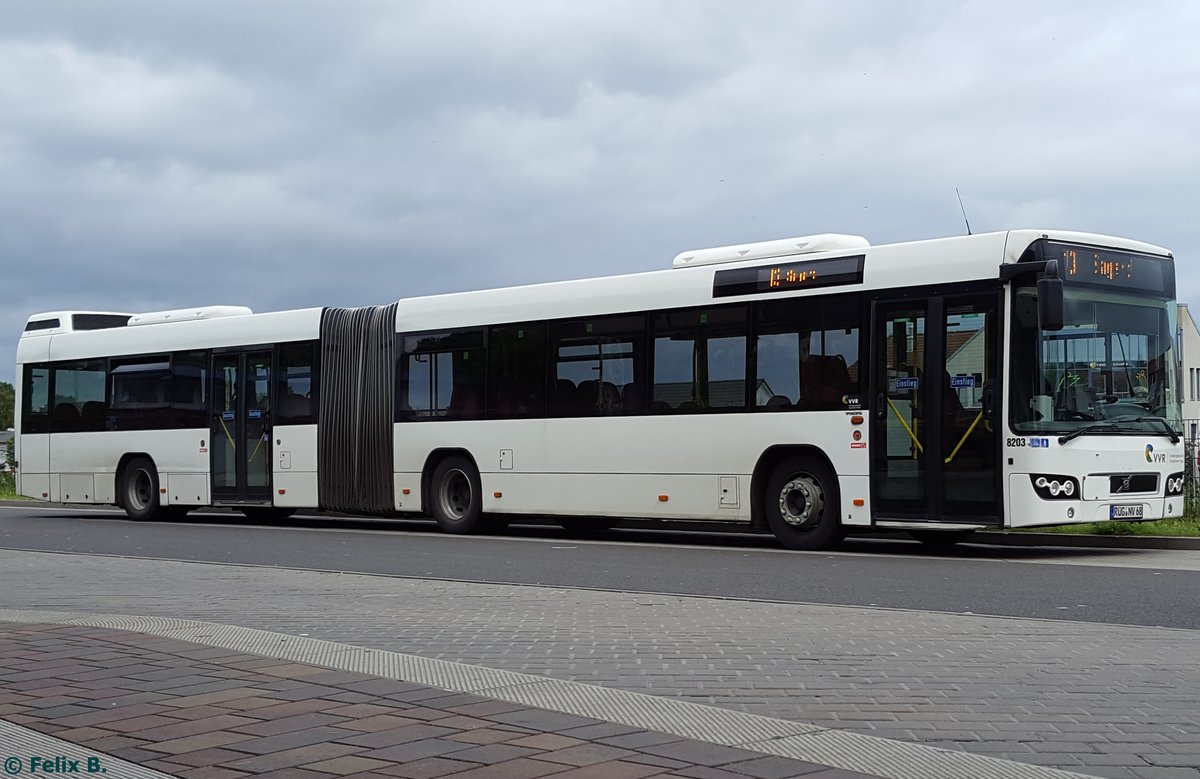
[
  {"x1": 756, "y1": 293, "x2": 861, "y2": 412},
  {"x1": 21, "y1": 365, "x2": 51, "y2": 434},
  {"x1": 652, "y1": 305, "x2": 747, "y2": 413},
  {"x1": 487, "y1": 323, "x2": 546, "y2": 419},
  {"x1": 276, "y1": 341, "x2": 318, "y2": 425},
  {"x1": 550, "y1": 315, "x2": 645, "y2": 418},
  {"x1": 51, "y1": 360, "x2": 107, "y2": 433},
  {"x1": 109, "y1": 357, "x2": 172, "y2": 431},
  {"x1": 398, "y1": 330, "x2": 485, "y2": 421}
]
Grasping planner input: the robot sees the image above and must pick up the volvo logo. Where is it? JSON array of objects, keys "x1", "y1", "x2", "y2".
[{"x1": 1113, "y1": 475, "x2": 1133, "y2": 494}]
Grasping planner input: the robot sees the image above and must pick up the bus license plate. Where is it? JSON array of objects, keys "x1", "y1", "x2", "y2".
[{"x1": 1110, "y1": 504, "x2": 1143, "y2": 520}]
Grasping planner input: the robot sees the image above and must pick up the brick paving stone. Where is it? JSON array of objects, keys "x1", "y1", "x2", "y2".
[
  {"x1": 168, "y1": 746, "x2": 258, "y2": 767},
  {"x1": 103, "y1": 713, "x2": 188, "y2": 732},
  {"x1": 231, "y1": 711, "x2": 350, "y2": 736},
  {"x1": 361, "y1": 739, "x2": 477, "y2": 763},
  {"x1": 506, "y1": 733, "x2": 587, "y2": 751},
  {"x1": 670, "y1": 767, "x2": 777, "y2": 779},
  {"x1": 303, "y1": 754, "x2": 396, "y2": 774},
  {"x1": 177, "y1": 767, "x2": 251, "y2": 779},
  {"x1": 551, "y1": 762, "x2": 668, "y2": 779},
  {"x1": 149, "y1": 729, "x2": 259, "y2": 754},
  {"x1": 246, "y1": 698, "x2": 347, "y2": 718},
  {"x1": 133, "y1": 712, "x2": 260, "y2": 740},
  {"x1": 483, "y1": 709, "x2": 604, "y2": 732},
  {"x1": 379, "y1": 756, "x2": 487, "y2": 778},
  {"x1": 601, "y1": 732, "x2": 690, "y2": 749},
  {"x1": 231, "y1": 725, "x2": 364, "y2": 754},
  {"x1": 243, "y1": 769, "x2": 337, "y2": 779},
  {"x1": 536, "y1": 743, "x2": 638, "y2": 766},
  {"x1": 446, "y1": 727, "x2": 533, "y2": 745},
  {"x1": 722, "y1": 756, "x2": 836, "y2": 778},
  {"x1": 338, "y1": 725, "x2": 463, "y2": 749},
  {"x1": 442, "y1": 758, "x2": 570, "y2": 779},
  {"x1": 337, "y1": 713, "x2": 426, "y2": 733},
  {"x1": 223, "y1": 742, "x2": 364, "y2": 772},
  {"x1": 324, "y1": 702, "x2": 398, "y2": 718},
  {"x1": 442, "y1": 743, "x2": 542, "y2": 764}
]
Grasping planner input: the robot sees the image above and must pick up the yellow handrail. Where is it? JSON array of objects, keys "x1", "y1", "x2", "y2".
[
  {"x1": 944, "y1": 411, "x2": 984, "y2": 464},
  {"x1": 886, "y1": 397, "x2": 924, "y2": 454},
  {"x1": 218, "y1": 414, "x2": 236, "y2": 453}
]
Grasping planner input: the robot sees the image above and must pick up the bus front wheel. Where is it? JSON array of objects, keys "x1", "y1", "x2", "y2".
[
  {"x1": 118, "y1": 457, "x2": 164, "y2": 522},
  {"x1": 764, "y1": 457, "x2": 845, "y2": 551},
  {"x1": 430, "y1": 455, "x2": 483, "y2": 534}
]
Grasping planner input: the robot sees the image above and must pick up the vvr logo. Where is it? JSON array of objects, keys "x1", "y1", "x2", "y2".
[{"x1": 1145, "y1": 444, "x2": 1167, "y2": 464}]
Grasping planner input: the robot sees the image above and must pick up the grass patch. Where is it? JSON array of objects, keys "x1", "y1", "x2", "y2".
[
  {"x1": 1029, "y1": 500, "x2": 1200, "y2": 536},
  {"x1": 0, "y1": 472, "x2": 24, "y2": 500}
]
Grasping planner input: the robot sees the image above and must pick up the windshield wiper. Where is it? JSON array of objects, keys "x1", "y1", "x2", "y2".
[
  {"x1": 1058, "y1": 422, "x2": 1119, "y2": 445},
  {"x1": 1135, "y1": 415, "x2": 1181, "y2": 444},
  {"x1": 1057, "y1": 416, "x2": 1181, "y2": 445}
]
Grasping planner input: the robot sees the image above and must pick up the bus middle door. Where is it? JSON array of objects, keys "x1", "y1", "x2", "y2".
[{"x1": 211, "y1": 350, "x2": 273, "y2": 505}]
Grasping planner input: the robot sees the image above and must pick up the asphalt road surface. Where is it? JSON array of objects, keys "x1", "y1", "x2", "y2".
[{"x1": 2, "y1": 503, "x2": 1197, "y2": 630}]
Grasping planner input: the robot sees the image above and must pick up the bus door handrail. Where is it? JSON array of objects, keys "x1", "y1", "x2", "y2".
[
  {"x1": 944, "y1": 411, "x2": 985, "y2": 464},
  {"x1": 885, "y1": 396, "x2": 924, "y2": 454}
]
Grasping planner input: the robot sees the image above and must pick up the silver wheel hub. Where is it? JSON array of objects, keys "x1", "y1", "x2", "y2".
[
  {"x1": 129, "y1": 468, "x2": 153, "y2": 512},
  {"x1": 438, "y1": 469, "x2": 472, "y2": 520},
  {"x1": 778, "y1": 475, "x2": 824, "y2": 529}
]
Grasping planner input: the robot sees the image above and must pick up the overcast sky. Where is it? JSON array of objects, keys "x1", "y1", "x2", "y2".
[{"x1": 2, "y1": 1, "x2": 1197, "y2": 385}]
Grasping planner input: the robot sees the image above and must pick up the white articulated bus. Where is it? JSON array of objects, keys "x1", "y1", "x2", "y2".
[{"x1": 13, "y1": 229, "x2": 1185, "y2": 549}]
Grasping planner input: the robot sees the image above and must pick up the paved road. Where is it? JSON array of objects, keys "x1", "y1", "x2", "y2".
[
  {"x1": 2, "y1": 505, "x2": 1199, "y2": 629},
  {"x1": 2, "y1": 549, "x2": 1197, "y2": 779}
]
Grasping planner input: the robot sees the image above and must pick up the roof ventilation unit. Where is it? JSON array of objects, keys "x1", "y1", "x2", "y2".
[
  {"x1": 127, "y1": 305, "x2": 253, "y2": 327},
  {"x1": 672, "y1": 233, "x2": 870, "y2": 269}
]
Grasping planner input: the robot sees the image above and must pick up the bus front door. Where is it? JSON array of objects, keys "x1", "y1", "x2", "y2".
[
  {"x1": 871, "y1": 293, "x2": 1000, "y2": 524},
  {"x1": 211, "y1": 350, "x2": 273, "y2": 505}
]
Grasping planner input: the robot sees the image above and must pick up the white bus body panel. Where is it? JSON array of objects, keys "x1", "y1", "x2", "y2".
[
  {"x1": 16, "y1": 309, "x2": 323, "y2": 506},
  {"x1": 393, "y1": 412, "x2": 873, "y2": 525},
  {"x1": 42, "y1": 308, "x2": 322, "y2": 362},
  {"x1": 273, "y1": 424, "x2": 318, "y2": 508},
  {"x1": 46, "y1": 429, "x2": 209, "y2": 505},
  {"x1": 1005, "y1": 436, "x2": 1185, "y2": 527}
]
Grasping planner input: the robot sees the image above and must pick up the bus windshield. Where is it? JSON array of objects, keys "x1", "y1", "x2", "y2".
[{"x1": 1010, "y1": 286, "x2": 1181, "y2": 435}]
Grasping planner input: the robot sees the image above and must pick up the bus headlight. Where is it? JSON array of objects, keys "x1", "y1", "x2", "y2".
[
  {"x1": 1165, "y1": 472, "x2": 1185, "y2": 496},
  {"x1": 1030, "y1": 474, "x2": 1080, "y2": 500}
]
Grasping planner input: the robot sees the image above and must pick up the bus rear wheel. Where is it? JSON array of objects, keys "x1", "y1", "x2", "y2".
[
  {"x1": 430, "y1": 455, "x2": 483, "y2": 534},
  {"x1": 763, "y1": 457, "x2": 844, "y2": 551},
  {"x1": 118, "y1": 457, "x2": 164, "y2": 522}
]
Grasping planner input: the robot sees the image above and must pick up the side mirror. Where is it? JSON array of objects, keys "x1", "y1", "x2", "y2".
[{"x1": 1037, "y1": 260, "x2": 1064, "y2": 332}]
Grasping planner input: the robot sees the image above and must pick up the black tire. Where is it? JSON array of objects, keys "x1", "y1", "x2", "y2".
[
  {"x1": 118, "y1": 457, "x2": 164, "y2": 521},
  {"x1": 556, "y1": 517, "x2": 622, "y2": 533},
  {"x1": 240, "y1": 507, "x2": 296, "y2": 523},
  {"x1": 763, "y1": 457, "x2": 844, "y2": 551},
  {"x1": 430, "y1": 455, "x2": 484, "y2": 533},
  {"x1": 909, "y1": 530, "x2": 975, "y2": 549}
]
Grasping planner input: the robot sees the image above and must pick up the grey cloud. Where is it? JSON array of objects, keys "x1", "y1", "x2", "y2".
[{"x1": 2, "y1": 0, "x2": 1198, "y2": 383}]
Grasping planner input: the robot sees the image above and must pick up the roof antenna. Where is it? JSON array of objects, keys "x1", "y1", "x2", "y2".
[{"x1": 955, "y1": 188, "x2": 972, "y2": 235}]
